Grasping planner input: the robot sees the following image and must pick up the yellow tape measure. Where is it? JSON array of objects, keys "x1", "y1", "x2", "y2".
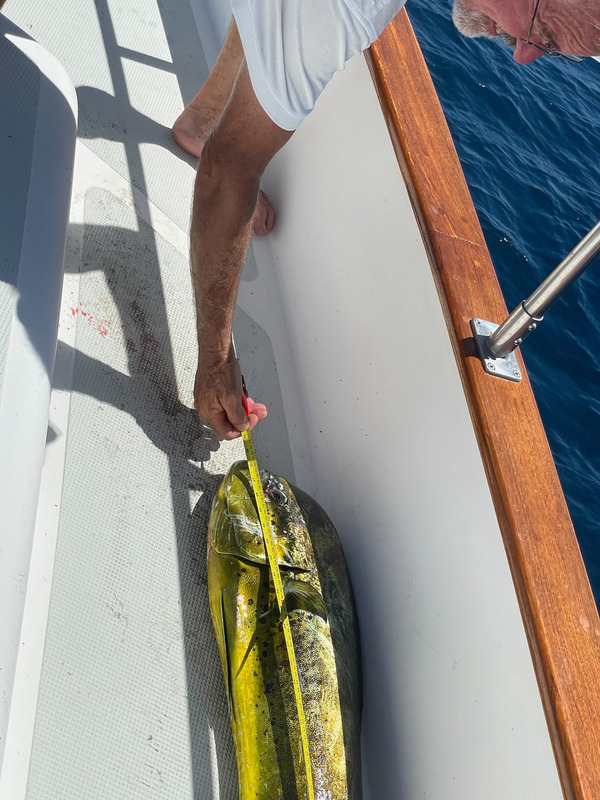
[{"x1": 240, "y1": 422, "x2": 315, "y2": 800}]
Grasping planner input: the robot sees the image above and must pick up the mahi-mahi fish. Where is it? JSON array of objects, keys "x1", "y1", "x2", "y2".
[{"x1": 207, "y1": 460, "x2": 362, "y2": 800}]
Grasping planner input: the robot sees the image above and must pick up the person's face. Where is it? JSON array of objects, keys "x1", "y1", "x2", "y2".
[{"x1": 452, "y1": 0, "x2": 600, "y2": 63}]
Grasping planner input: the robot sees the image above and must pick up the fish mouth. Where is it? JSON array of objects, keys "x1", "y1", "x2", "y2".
[{"x1": 228, "y1": 459, "x2": 252, "y2": 482}]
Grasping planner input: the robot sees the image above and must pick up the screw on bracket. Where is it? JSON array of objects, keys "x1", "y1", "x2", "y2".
[{"x1": 470, "y1": 318, "x2": 523, "y2": 383}]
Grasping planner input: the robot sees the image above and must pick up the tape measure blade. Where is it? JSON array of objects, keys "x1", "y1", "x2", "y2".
[{"x1": 240, "y1": 428, "x2": 314, "y2": 799}]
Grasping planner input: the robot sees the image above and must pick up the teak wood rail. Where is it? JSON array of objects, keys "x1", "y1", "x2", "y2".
[{"x1": 367, "y1": 10, "x2": 600, "y2": 800}]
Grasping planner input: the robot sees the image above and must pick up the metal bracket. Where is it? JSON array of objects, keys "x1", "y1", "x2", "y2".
[{"x1": 470, "y1": 318, "x2": 522, "y2": 382}]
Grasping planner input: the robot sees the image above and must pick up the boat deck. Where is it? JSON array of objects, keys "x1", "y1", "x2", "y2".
[{"x1": 1, "y1": 1, "x2": 564, "y2": 798}]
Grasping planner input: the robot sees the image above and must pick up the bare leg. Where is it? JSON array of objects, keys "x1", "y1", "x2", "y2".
[
  {"x1": 173, "y1": 19, "x2": 243, "y2": 158},
  {"x1": 174, "y1": 19, "x2": 275, "y2": 235}
]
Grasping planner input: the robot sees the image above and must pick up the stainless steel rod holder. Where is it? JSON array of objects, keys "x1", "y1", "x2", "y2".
[{"x1": 487, "y1": 220, "x2": 600, "y2": 359}]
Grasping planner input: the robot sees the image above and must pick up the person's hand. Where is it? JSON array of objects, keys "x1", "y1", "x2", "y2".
[{"x1": 194, "y1": 351, "x2": 267, "y2": 439}]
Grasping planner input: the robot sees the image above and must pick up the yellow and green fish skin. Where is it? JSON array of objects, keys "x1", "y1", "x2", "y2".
[{"x1": 207, "y1": 461, "x2": 362, "y2": 800}]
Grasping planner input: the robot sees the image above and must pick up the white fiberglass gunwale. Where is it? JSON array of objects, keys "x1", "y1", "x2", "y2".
[
  {"x1": 0, "y1": 0, "x2": 592, "y2": 798},
  {"x1": 368, "y1": 11, "x2": 600, "y2": 799},
  {"x1": 0, "y1": 13, "x2": 77, "y2": 777}
]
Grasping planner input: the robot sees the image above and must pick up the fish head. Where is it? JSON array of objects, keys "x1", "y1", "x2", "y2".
[{"x1": 208, "y1": 461, "x2": 311, "y2": 571}]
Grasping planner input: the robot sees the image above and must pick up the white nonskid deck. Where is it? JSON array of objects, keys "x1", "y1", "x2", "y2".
[
  {"x1": 2, "y1": 1, "x2": 564, "y2": 798},
  {"x1": 6, "y1": 142, "x2": 246, "y2": 800}
]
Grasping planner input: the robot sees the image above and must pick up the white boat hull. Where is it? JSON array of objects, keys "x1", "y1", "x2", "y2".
[{"x1": 0, "y1": 2, "x2": 573, "y2": 797}]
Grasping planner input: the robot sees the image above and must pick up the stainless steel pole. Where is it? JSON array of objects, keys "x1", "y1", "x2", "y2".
[{"x1": 487, "y1": 220, "x2": 600, "y2": 359}]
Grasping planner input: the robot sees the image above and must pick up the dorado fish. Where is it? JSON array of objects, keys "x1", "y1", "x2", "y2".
[{"x1": 207, "y1": 460, "x2": 362, "y2": 800}]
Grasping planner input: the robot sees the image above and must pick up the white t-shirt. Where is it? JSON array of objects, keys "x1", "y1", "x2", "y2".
[{"x1": 231, "y1": 0, "x2": 407, "y2": 130}]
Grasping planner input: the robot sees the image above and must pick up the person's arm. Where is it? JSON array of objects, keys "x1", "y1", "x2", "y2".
[{"x1": 191, "y1": 61, "x2": 292, "y2": 439}]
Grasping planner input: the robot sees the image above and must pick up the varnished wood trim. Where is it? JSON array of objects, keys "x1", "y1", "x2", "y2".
[{"x1": 367, "y1": 10, "x2": 600, "y2": 800}]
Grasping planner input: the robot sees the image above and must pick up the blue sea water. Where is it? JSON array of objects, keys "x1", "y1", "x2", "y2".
[{"x1": 407, "y1": 0, "x2": 600, "y2": 602}]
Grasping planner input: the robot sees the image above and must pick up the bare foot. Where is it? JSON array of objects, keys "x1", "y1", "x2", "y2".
[{"x1": 253, "y1": 190, "x2": 275, "y2": 236}]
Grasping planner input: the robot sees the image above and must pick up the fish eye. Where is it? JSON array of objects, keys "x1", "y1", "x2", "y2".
[
  {"x1": 270, "y1": 488, "x2": 288, "y2": 505},
  {"x1": 261, "y1": 475, "x2": 288, "y2": 505}
]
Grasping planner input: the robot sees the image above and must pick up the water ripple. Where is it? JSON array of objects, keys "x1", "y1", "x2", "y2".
[{"x1": 410, "y1": 0, "x2": 600, "y2": 603}]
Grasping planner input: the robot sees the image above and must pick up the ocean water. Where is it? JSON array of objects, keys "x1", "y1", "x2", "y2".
[{"x1": 408, "y1": 0, "x2": 600, "y2": 602}]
